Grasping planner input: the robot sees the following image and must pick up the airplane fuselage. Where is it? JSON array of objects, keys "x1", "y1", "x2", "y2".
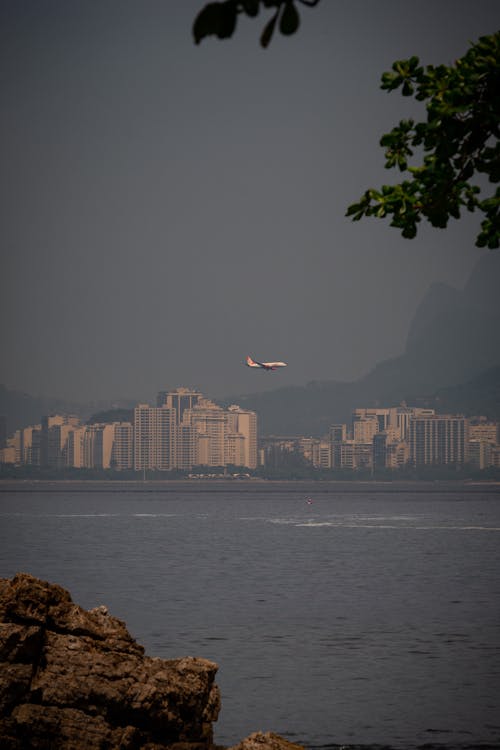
[{"x1": 246, "y1": 356, "x2": 287, "y2": 371}]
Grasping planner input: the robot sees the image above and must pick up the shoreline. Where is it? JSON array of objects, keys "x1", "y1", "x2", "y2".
[{"x1": 1, "y1": 478, "x2": 500, "y2": 493}]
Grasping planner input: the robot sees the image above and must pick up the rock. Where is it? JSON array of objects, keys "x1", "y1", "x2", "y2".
[
  {"x1": 228, "y1": 732, "x2": 305, "y2": 750},
  {"x1": 0, "y1": 574, "x2": 304, "y2": 750},
  {"x1": 0, "y1": 573, "x2": 221, "y2": 749}
]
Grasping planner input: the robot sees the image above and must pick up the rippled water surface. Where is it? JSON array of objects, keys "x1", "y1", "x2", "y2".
[{"x1": 1, "y1": 482, "x2": 499, "y2": 749}]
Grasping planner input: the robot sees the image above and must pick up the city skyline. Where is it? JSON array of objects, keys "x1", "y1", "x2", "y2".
[{"x1": 2, "y1": 385, "x2": 499, "y2": 473}]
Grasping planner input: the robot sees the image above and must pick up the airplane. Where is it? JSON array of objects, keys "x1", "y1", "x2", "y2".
[{"x1": 246, "y1": 356, "x2": 287, "y2": 371}]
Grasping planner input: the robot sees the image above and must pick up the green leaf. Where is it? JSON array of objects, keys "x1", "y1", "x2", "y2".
[
  {"x1": 401, "y1": 224, "x2": 418, "y2": 239},
  {"x1": 345, "y1": 202, "x2": 363, "y2": 218},
  {"x1": 348, "y1": 31, "x2": 500, "y2": 247}
]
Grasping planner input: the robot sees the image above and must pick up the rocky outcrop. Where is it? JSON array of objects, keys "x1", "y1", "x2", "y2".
[
  {"x1": 0, "y1": 573, "x2": 221, "y2": 749},
  {"x1": 229, "y1": 733, "x2": 304, "y2": 750},
  {"x1": 0, "y1": 574, "x2": 305, "y2": 750}
]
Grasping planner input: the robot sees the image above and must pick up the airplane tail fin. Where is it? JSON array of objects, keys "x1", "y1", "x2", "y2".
[{"x1": 246, "y1": 356, "x2": 256, "y2": 366}]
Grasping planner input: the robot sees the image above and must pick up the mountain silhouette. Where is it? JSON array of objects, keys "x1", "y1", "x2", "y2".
[
  {"x1": 2, "y1": 254, "x2": 499, "y2": 438},
  {"x1": 231, "y1": 252, "x2": 500, "y2": 434}
]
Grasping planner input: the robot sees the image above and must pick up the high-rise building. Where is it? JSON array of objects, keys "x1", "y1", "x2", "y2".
[
  {"x1": 110, "y1": 423, "x2": 133, "y2": 470},
  {"x1": 468, "y1": 421, "x2": 498, "y2": 444},
  {"x1": 82, "y1": 425, "x2": 101, "y2": 469},
  {"x1": 157, "y1": 387, "x2": 202, "y2": 422},
  {"x1": 373, "y1": 432, "x2": 388, "y2": 468},
  {"x1": 64, "y1": 422, "x2": 133, "y2": 470},
  {"x1": 225, "y1": 432, "x2": 246, "y2": 467},
  {"x1": 353, "y1": 408, "x2": 392, "y2": 433},
  {"x1": 67, "y1": 426, "x2": 86, "y2": 468},
  {"x1": 330, "y1": 424, "x2": 347, "y2": 443},
  {"x1": 353, "y1": 406, "x2": 435, "y2": 441},
  {"x1": 409, "y1": 414, "x2": 468, "y2": 467},
  {"x1": 373, "y1": 430, "x2": 409, "y2": 469},
  {"x1": 468, "y1": 440, "x2": 493, "y2": 470},
  {"x1": 353, "y1": 416, "x2": 379, "y2": 443},
  {"x1": 314, "y1": 441, "x2": 332, "y2": 469},
  {"x1": 21, "y1": 425, "x2": 41, "y2": 465},
  {"x1": 0, "y1": 416, "x2": 6, "y2": 449},
  {"x1": 185, "y1": 399, "x2": 226, "y2": 467},
  {"x1": 331, "y1": 440, "x2": 356, "y2": 469},
  {"x1": 157, "y1": 388, "x2": 204, "y2": 469},
  {"x1": 40, "y1": 415, "x2": 80, "y2": 467},
  {"x1": 0, "y1": 440, "x2": 16, "y2": 464},
  {"x1": 134, "y1": 404, "x2": 176, "y2": 471},
  {"x1": 11, "y1": 431, "x2": 22, "y2": 464},
  {"x1": 393, "y1": 406, "x2": 428, "y2": 441},
  {"x1": 94, "y1": 425, "x2": 117, "y2": 469},
  {"x1": 134, "y1": 392, "x2": 258, "y2": 472},
  {"x1": 226, "y1": 405, "x2": 257, "y2": 469},
  {"x1": 490, "y1": 446, "x2": 500, "y2": 468},
  {"x1": 175, "y1": 424, "x2": 196, "y2": 470}
]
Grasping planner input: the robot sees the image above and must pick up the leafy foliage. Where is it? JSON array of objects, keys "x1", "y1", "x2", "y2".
[
  {"x1": 347, "y1": 33, "x2": 500, "y2": 248},
  {"x1": 192, "y1": 3, "x2": 499, "y2": 248},
  {"x1": 192, "y1": 0, "x2": 320, "y2": 48}
]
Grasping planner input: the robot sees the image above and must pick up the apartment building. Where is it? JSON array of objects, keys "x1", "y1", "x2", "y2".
[
  {"x1": 65, "y1": 426, "x2": 82, "y2": 468},
  {"x1": 225, "y1": 432, "x2": 246, "y2": 467},
  {"x1": 330, "y1": 424, "x2": 347, "y2": 443},
  {"x1": 373, "y1": 431, "x2": 409, "y2": 469},
  {"x1": 134, "y1": 404, "x2": 176, "y2": 471},
  {"x1": 468, "y1": 440, "x2": 493, "y2": 470},
  {"x1": 63, "y1": 422, "x2": 133, "y2": 470},
  {"x1": 21, "y1": 425, "x2": 41, "y2": 465},
  {"x1": 468, "y1": 420, "x2": 498, "y2": 444},
  {"x1": 409, "y1": 414, "x2": 468, "y2": 467},
  {"x1": 110, "y1": 422, "x2": 133, "y2": 470},
  {"x1": 353, "y1": 406, "x2": 435, "y2": 441},
  {"x1": 226, "y1": 405, "x2": 257, "y2": 469},
  {"x1": 184, "y1": 399, "x2": 226, "y2": 467},
  {"x1": 314, "y1": 440, "x2": 332, "y2": 469},
  {"x1": 132, "y1": 391, "x2": 258, "y2": 471},
  {"x1": 353, "y1": 416, "x2": 379, "y2": 444},
  {"x1": 40, "y1": 414, "x2": 80, "y2": 467},
  {"x1": 331, "y1": 439, "x2": 356, "y2": 469},
  {"x1": 157, "y1": 387, "x2": 203, "y2": 421}
]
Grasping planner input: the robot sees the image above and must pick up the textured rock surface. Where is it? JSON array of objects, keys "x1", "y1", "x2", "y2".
[
  {"x1": 228, "y1": 732, "x2": 304, "y2": 750},
  {"x1": 0, "y1": 574, "x2": 305, "y2": 750},
  {"x1": 0, "y1": 573, "x2": 221, "y2": 749}
]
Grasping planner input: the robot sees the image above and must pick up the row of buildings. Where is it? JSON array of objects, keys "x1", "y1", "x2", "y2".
[
  {"x1": 0, "y1": 388, "x2": 257, "y2": 472},
  {"x1": 1, "y1": 394, "x2": 499, "y2": 472},
  {"x1": 261, "y1": 406, "x2": 500, "y2": 471}
]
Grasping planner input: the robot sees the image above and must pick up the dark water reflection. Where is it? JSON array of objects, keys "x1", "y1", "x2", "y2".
[{"x1": 1, "y1": 483, "x2": 499, "y2": 749}]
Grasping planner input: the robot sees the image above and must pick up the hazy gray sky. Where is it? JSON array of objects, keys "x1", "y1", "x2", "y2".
[{"x1": 1, "y1": 1, "x2": 499, "y2": 403}]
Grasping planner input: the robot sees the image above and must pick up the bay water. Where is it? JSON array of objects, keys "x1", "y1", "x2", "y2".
[{"x1": 1, "y1": 481, "x2": 499, "y2": 749}]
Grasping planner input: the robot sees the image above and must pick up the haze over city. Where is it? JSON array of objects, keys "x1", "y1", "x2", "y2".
[{"x1": 1, "y1": 1, "x2": 499, "y2": 404}]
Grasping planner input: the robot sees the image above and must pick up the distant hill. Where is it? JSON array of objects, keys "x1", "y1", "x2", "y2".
[
  {"x1": 0, "y1": 386, "x2": 134, "y2": 436},
  {"x1": 373, "y1": 251, "x2": 500, "y2": 395},
  {"x1": 227, "y1": 253, "x2": 500, "y2": 434},
  {"x1": 86, "y1": 408, "x2": 134, "y2": 425},
  {"x1": 412, "y1": 366, "x2": 500, "y2": 420},
  {"x1": 3, "y1": 254, "x2": 499, "y2": 439},
  {"x1": 0, "y1": 386, "x2": 87, "y2": 436}
]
